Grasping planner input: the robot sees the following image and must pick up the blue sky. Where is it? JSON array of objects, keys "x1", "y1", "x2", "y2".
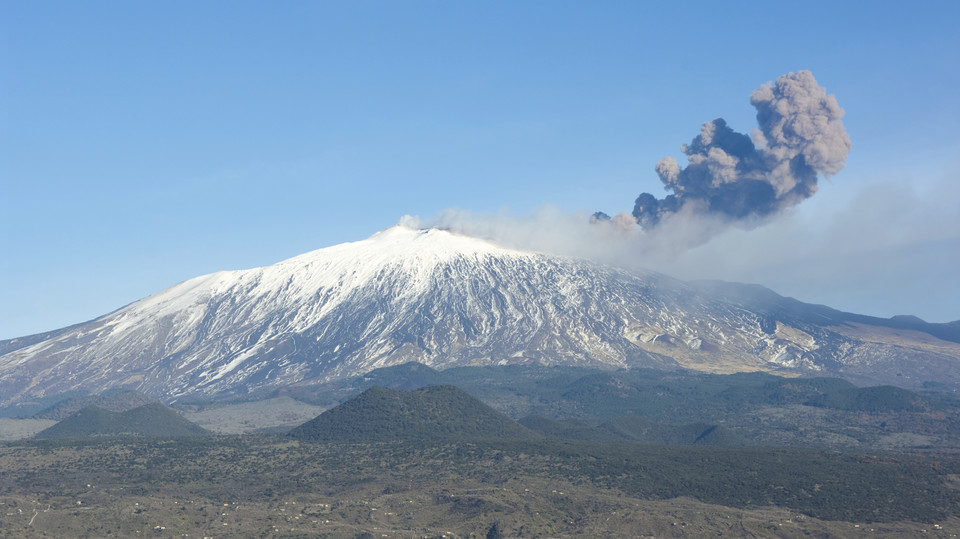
[{"x1": 2, "y1": 1, "x2": 959, "y2": 339}]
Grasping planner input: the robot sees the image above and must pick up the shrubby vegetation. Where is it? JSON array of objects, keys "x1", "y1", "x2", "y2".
[
  {"x1": 4, "y1": 363, "x2": 960, "y2": 535},
  {"x1": 1, "y1": 434, "x2": 958, "y2": 534}
]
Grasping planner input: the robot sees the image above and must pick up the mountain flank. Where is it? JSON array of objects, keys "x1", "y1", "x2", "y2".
[{"x1": 288, "y1": 385, "x2": 539, "y2": 443}]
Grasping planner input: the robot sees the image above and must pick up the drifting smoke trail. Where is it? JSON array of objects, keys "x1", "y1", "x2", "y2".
[{"x1": 629, "y1": 70, "x2": 851, "y2": 234}]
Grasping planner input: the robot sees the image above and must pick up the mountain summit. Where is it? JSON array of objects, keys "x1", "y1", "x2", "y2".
[{"x1": 1, "y1": 225, "x2": 958, "y2": 404}]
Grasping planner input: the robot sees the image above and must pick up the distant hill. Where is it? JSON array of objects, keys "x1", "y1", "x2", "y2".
[
  {"x1": 33, "y1": 390, "x2": 159, "y2": 421},
  {"x1": 288, "y1": 385, "x2": 539, "y2": 443},
  {"x1": 281, "y1": 362, "x2": 939, "y2": 422},
  {"x1": 34, "y1": 403, "x2": 209, "y2": 439}
]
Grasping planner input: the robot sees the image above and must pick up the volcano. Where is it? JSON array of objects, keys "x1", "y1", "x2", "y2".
[{"x1": 1, "y1": 225, "x2": 958, "y2": 404}]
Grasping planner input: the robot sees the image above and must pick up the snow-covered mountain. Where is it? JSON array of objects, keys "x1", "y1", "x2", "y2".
[{"x1": 2, "y1": 225, "x2": 958, "y2": 405}]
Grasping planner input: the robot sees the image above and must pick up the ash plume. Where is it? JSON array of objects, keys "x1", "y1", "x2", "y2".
[
  {"x1": 632, "y1": 70, "x2": 851, "y2": 232},
  {"x1": 407, "y1": 71, "x2": 852, "y2": 270}
]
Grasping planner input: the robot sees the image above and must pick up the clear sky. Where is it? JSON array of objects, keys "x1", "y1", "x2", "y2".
[{"x1": 2, "y1": 1, "x2": 959, "y2": 339}]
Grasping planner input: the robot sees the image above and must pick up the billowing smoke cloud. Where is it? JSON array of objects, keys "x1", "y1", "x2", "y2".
[
  {"x1": 406, "y1": 71, "x2": 852, "y2": 270},
  {"x1": 632, "y1": 70, "x2": 851, "y2": 233}
]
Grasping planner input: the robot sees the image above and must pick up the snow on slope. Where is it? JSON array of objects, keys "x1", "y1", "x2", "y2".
[
  {"x1": 105, "y1": 226, "x2": 534, "y2": 339},
  {"x1": 1, "y1": 225, "x2": 646, "y2": 403},
  {"x1": 2, "y1": 224, "x2": 959, "y2": 405}
]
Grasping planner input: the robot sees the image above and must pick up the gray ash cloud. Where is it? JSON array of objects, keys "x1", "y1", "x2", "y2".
[{"x1": 631, "y1": 70, "x2": 851, "y2": 230}]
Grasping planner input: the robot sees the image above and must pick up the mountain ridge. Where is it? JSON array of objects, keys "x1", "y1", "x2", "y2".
[{"x1": 689, "y1": 279, "x2": 960, "y2": 343}]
